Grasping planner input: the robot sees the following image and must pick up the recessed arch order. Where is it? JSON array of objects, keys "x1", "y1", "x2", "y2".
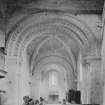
[
  {"x1": 6, "y1": 12, "x2": 95, "y2": 56},
  {"x1": 6, "y1": 12, "x2": 96, "y2": 75}
]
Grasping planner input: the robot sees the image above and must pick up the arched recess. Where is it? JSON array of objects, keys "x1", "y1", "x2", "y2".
[
  {"x1": 6, "y1": 12, "x2": 96, "y2": 56},
  {"x1": 5, "y1": 12, "x2": 97, "y2": 105},
  {"x1": 31, "y1": 62, "x2": 71, "y2": 101}
]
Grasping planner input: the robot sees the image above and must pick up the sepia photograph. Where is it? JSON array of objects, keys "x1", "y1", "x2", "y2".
[{"x1": 0, "y1": 0, "x2": 105, "y2": 105}]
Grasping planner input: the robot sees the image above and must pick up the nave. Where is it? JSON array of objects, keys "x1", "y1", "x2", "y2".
[{"x1": 0, "y1": 0, "x2": 105, "y2": 105}]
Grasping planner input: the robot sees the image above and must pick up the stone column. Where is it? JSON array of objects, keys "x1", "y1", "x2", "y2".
[
  {"x1": 5, "y1": 56, "x2": 21, "y2": 105},
  {"x1": 81, "y1": 62, "x2": 91, "y2": 104},
  {"x1": 19, "y1": 55, "x2": 31, "y2": 104},
  {"x1": 86, "y1": 57, "x2": 102, "y2": 104},
  {"x1": 6, "y1": 54, "x2": 31, "y2": 105},
  {"x1": 102, "y1": 2, "x2": 105, "y2": 105},
  {"x1": 86, "y1": 63, "x2": 91, "y2": 104},
  {"x1": 77, "y1": 54, "x2": 94, "y2": 104},
  {"x1": 77, "y1": 53, "x2": 88, "y2": 104},
  {"x1": 17, "y1": 52, "x2": 31, "y2": 105}
]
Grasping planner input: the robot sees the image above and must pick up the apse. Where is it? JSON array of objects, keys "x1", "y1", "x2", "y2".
[{"x1": 31, "y1": 58, "x2": 75, "y2": 102}]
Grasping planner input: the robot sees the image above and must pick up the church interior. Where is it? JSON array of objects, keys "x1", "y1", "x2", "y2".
[{"x1": 0, "y1": 0, "x2": 105, "y2": 105}]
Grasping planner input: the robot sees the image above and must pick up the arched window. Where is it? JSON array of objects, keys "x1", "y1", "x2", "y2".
[{"x1": 49, "y1": 71, "x2": 58, "y2": 89}]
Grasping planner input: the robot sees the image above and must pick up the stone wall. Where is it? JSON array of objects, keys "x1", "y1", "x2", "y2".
[{"x1": 0, "y1": 30, "x2": 5, "y2": 47}]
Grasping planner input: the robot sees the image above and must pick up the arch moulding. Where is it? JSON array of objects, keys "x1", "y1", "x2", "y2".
[{"x1": 6, "y1": 12, "x2": 96, "y2": 58}]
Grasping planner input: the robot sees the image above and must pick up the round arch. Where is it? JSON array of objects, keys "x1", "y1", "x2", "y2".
[
  {"x1": 6, "y1": 12, "x2": 96, "y2": 57},
  {"x1": 5, "y1": 12, "x2": 98, "y2": 105}
]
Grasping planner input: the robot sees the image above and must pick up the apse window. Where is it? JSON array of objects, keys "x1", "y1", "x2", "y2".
[{"x1": 49, "y1": 71, "x2": 58, "y2": 89}]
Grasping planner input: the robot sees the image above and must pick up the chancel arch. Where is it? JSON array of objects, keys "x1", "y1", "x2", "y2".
[
  {"x1": 6, "y1": 13, "x2": 96, "y2": 56},
  {"x1": 30, "y1": 36, "x2": 75, "y2": 74},
  {"x1": 5, "y1": 12, "x2": 99, "y2": 105},
  {"x1": 31, "y1": 63, "x2": 69, "y2": 102}
]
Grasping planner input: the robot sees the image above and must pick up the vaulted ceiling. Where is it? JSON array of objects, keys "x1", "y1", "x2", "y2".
[{"x1": 0, "y1": 0, "x2": 103, "y2": 74}]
